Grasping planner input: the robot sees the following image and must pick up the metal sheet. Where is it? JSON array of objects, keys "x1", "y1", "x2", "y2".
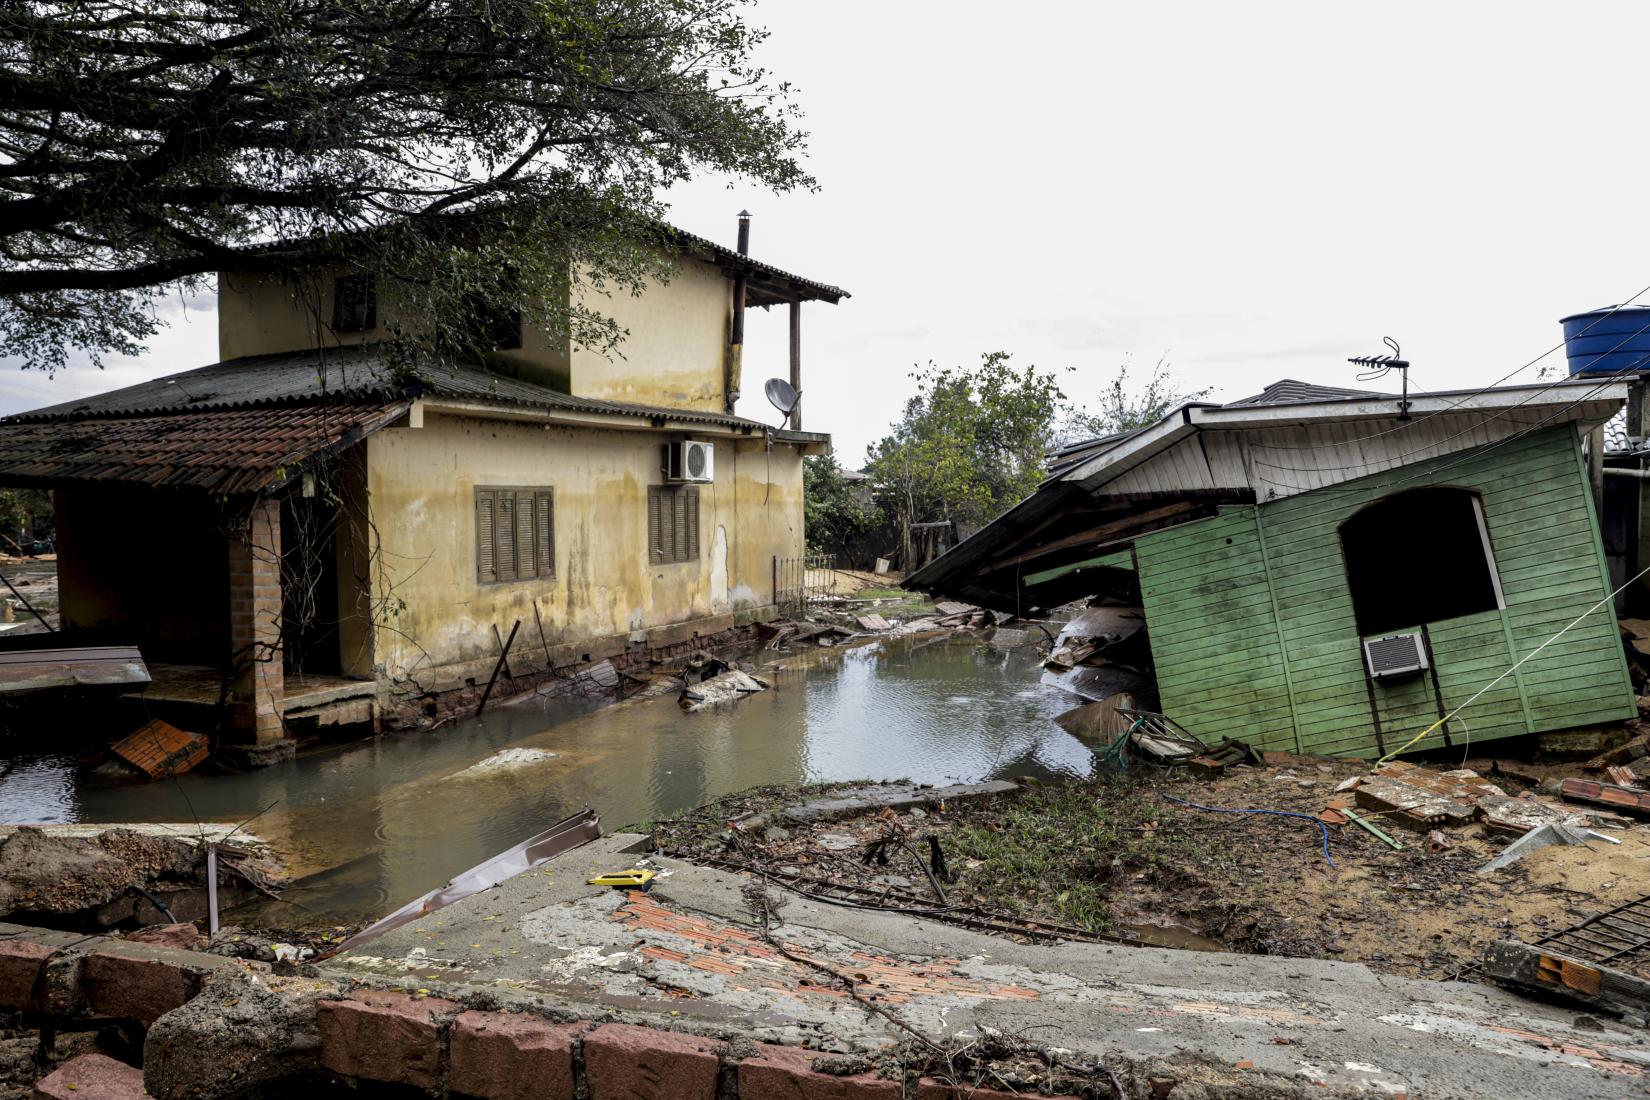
[{"x1": 322, "y1": 807, "x2": 602, "y2": 958}]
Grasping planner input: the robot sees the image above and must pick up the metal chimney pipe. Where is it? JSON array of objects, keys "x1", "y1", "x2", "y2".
[{"x1": 727, "y1": 211, "x2": 750, "y2": 411}]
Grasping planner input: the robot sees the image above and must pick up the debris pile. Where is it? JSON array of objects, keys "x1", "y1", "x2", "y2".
[{"x1": 1039, "y1": 604, "x2": 1154, "y2": 704}]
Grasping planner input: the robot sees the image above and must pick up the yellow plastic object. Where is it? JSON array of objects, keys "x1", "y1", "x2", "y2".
[{"x1": 586, "y1": 869, "x2": 658, "y2": 890}]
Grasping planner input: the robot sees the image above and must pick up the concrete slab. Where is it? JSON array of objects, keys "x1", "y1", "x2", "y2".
[{"x1": 322, "y1": 834, "x2": 1650, "y2": 1099}]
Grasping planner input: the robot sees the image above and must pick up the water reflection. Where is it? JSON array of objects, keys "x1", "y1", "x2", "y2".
[{"x1": 0, "y1": 635, "x2": 1093, "y2": 923}]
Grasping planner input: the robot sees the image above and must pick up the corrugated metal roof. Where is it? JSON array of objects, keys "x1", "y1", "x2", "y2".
[
  {"x1": 662, "y1": 223, "x2": 848, "y2": 306},
  {"x1": 1227, "y1": 379, "x2": 1390, "y2": 406},
  {"x1": 0, "y1": 401, "x2": 406, "y2": 493},
  {"x1": 8, "y1": 346, "x2": 826, "y2": 443}
]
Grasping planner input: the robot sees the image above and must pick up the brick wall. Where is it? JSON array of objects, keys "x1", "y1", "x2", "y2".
[{"x1": 228, "y1": 497, "x2": 284, "y2": 742}]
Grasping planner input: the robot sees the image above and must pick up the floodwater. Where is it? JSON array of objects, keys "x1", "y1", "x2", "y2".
[{"x1": 0, "y1": 634, "x2": 1099, "y2": 926}]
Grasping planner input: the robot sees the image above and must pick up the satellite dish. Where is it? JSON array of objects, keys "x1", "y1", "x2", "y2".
[{"x1": 764, "y1": 377, "x2": 799, "y2": 417}]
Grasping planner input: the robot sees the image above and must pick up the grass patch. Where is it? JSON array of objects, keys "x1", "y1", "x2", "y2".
[{"x1": 946, "y1": 777, "x2": 1217, "y2": 932}]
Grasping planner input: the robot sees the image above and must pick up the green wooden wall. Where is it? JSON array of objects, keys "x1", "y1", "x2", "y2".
[{"x1": 1135, "y1": 426, "x2": 1635, "y2": 757}]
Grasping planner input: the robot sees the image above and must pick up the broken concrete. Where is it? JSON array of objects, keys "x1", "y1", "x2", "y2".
[
  {"x1": 679, "y1": 669, "x2": 770, "y2": 711},
  {"x1": 317, "y1": 833, "x2": 1650, "y2": 1099}
]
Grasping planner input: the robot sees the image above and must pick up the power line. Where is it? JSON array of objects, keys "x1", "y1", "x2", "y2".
[
  {"x1": 1246, "y1": 317, "x2": 1650, "y2": 480},
  {"x1": 1242, "y1": 288, "x2": 1650, "y2": 454}
]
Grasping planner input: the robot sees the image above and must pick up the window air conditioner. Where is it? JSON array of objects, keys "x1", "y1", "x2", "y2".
[
  {"x1": 1363, "y1": 632, "x2": 1428, "y2": 680},
  {"x1": 664, "y1": 440, "x2": 715, "y2": 483}
]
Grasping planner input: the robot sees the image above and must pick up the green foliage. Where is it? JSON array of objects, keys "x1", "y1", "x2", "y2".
[
  {"x1": 802, "y1": 453, "x2": 877, "y2": 560},
  {"x1": 0, "y1": 0, "x2": 811, "y2": 371},
  {"x1": 1058, "y1": 355, "x2": 1212, "y2": 443},
  {"x1": 0, "y1": 488, "x2": 51, "y2": 552},
  {"x1": 866, "y1": 351, "x2": 1066, "y2": 533}
]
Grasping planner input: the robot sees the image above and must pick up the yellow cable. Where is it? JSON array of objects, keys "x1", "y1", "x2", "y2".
[{"x1": 1376, "y1": 561, "x2": 1650, "y2": 766}]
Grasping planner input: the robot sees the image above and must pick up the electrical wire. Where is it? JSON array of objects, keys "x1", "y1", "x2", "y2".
[
  {"x1": 1249, "y1": 319, "x2": 1650, "y2": 479},
  {"x1": 1160, "y1": 793, "x2": 1336, "y2": 867},
  {"x1": 1241, "y1": 288, "x2": 1650, "y2": 454},
  {"x1": 1375, "y1": 560, "x2": 1650, "y2": 766},
  {"x1": 1301, "y1": 357, "x2": 1641, "y2": 498}
]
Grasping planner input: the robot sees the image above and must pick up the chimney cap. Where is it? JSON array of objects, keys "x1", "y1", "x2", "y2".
[{"x1": 737, "y1": 209, "x2": 752, "y2": 219}]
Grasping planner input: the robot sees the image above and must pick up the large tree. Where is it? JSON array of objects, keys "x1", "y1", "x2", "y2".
[
  {"x1": 0, "y1": 0, "x2": 811, "y2": 371},
  {"x1": 865, "y1": 352, "x2": 1066, "y2": 563}
]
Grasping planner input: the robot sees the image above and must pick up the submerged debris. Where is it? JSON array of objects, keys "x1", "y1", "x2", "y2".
[{"x1": 679, "y1": 669, "x2": 771, "y2": 711}]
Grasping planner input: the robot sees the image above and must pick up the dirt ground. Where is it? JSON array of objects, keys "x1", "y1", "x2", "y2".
[{"x1": 655, "y1": 756, "x2": 1650, "y2": 985}]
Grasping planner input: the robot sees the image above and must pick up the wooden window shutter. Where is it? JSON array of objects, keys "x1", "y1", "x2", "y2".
[
  {"x1": 535, "y1": 490, "x2": 554, "y2": 579},
  {"x1": 648, "y1": 487, "x2": 665, "y2": 563},
  {"x1": 672, "y1": 488, "x2": 688, "y2": 563},
  {"x1": 685, "y1": 488, "x2": 700, "y2": 560},
  {"x1": 515, "y1": 490, "x2": 535, "y2": 579},
  {"x1": 476, "y1": 489, "x2": 497, "y2": 583},
  {"x1": 496, "y1": 493, "x2": 517, "y2": 581}
]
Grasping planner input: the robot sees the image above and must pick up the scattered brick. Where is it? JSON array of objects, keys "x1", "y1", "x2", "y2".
[
  {"x1": 583, "y1": 1023, "x2": 720, "y2": 1100},
  {"x1": 32, "y1": 1052, "x2": 144, "y2": 1100},
  {"x1": 739, "y1": 1043, "x2": 900, "y2": 1099},
  {"x1": 0, "y1": 939, "x2": 53, "y2": 1010},
  {"x1": 125, "y1": 923, "x2": 202, "y2": 951},
  {"x1": 80, "y1": 950, "x2": 190, "y2": 1023},
  {"x1": 449, "y1": 1010, "x2": 585, "y2": 1100},
  {"x1": 1559, "y1": 777, "x2": 1650, "y2": 819},
  {"x1": 318, "y1": 990, "x2": 460, "y2": 1090}
]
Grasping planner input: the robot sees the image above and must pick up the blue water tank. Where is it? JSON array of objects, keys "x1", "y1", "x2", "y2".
[{"x1": 1560, "y1": 306, "x2": 1650, "y2": 376}]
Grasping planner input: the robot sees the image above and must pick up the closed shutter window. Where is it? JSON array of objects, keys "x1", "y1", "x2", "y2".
[
  {"x1": 475, "y1": 486, "x2": 555, "y2": 583},
  {"x1": 648, "y1": 485, "x2": 701, "y2": 564}
]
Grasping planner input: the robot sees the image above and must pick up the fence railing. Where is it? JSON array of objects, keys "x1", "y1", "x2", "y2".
[{"x1": 773, "y1": 553, "x2": 837, "y2": 614}]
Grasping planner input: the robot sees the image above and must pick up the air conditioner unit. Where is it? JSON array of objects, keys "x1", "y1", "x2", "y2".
[
  {"x1": 663, "y1": 439, "x2": 715, "y2": 483},
  {"x1": 1363, "y1": 632, "x2": 1429, "y2": 680}
]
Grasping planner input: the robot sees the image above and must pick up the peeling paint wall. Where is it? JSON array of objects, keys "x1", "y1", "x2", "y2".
[{"x1": 363, "y1": 414, "x2": 803, "y2": 683}]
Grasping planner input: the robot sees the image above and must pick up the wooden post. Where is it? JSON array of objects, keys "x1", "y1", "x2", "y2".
[{"x1": 789, "y1": 299, "x2": 802, "y2": 430}]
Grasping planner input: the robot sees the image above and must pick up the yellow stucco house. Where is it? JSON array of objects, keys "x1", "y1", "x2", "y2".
[{"x1": 0, "y1": 221, "x2": 844, "y2": 749}]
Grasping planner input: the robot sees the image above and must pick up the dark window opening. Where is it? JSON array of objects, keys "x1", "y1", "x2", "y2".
[
  {"x1": 1340, "y1": 487, "x2": 1502, "y2": 636},
  {"x1": 332, "y1": 274, "x2": 376, "y2": 333},
  {"x1": 480, "y1": 305, "x2": 523, "y2": 350}
]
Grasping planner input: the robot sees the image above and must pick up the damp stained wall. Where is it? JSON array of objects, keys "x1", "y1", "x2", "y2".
[
  {"x1": 1135, "y1": 425, "x2": 1636, "y2": 757},
  {"x1": 216, "y1": 248, "x2": 730, "y2": 413},
  {"x1": 568, "y1": 258, "x2": 731, "y2": 411},
  {"x1": 362, "y1": 412, "x2": 804, "y2": 684}
]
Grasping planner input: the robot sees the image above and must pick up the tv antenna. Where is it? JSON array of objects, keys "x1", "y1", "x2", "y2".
[
  {"x1": 763, "y1": 377, "x2": 799, "y2": 426},
  {"x1": 1348, "y1": 336, "x2": 1411, "y2": 420}
]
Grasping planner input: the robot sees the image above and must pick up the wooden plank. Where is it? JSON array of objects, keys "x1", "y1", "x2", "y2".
[{"x1": 0, "y1": 646, "x2": 150, "y2": 695}]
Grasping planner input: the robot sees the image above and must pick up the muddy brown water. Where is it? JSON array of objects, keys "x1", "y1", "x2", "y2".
[{"x1": 0, "y1": 635, "x2": 1104, "y2": 927}]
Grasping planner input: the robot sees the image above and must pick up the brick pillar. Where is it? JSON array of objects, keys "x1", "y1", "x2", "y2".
[{"x1": 228, "y1": 498, "x2": 285, "y2": 742}]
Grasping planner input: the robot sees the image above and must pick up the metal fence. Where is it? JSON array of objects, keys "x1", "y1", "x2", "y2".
[{"x1": 773, "y1": 553, "x2": 837, "y2": 614}]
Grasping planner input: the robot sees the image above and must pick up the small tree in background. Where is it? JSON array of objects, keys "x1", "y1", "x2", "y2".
[
  {"x1": 1056, "y1": 356, "x2": 1212, "y2": 443},
  {"x1": 0, "y1": 488, "x2": 51, "y2": 553},
  {"x1": 802, "y1": 454, "x2": 878, "y2": 563},
  {"x1": 865, "y1": 352, "x2": 1066, "y2": 566}
]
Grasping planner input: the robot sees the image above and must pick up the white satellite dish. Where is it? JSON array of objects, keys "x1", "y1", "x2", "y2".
[{"x1": 764, "y1": 377, "x2": 799, "y2": 418}]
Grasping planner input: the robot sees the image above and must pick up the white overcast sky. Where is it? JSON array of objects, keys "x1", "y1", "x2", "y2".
[{"x1": 7, "y1": 1, "x2": 1650, "y2": 465}]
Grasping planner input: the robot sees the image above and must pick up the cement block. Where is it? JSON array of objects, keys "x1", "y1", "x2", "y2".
[
  {"x1": 449, "y1": 1010, "x2": 585, "y2": 1100},
  {"x1": 317, "y1": 990, "x2": 459, "y2": 1089},
  {"x1": 738, "y1": 1044, "x2": 900, "y2": 1099},
  {"x1": 80, "y1": 949, "x2": 191, "y2": 1023},
  {"x1": 32, "y1": 1053, "x2": 144, "y2": 1099},
  {"x1": 583, "y1": 1023, "x2": 720, "y2": 1100},
  {"x1": 0, "y1": 939, "x2": 54, "y2": 1010}
]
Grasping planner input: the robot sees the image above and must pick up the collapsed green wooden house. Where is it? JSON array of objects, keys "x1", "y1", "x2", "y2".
[{"x1": 906, "y1": 378, "x2": 1637, "y2": 758}]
